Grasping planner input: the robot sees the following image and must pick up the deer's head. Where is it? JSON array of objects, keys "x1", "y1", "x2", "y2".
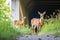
[
  {"x1": 22, "y1": 16, "x2": 26, "y2": 20},
  {"x1": 38, "y1": 11, "x2": 46, "y2": 19}
]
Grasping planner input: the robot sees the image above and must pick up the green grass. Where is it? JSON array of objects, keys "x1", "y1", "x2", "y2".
[
  {"x1": 0, "y1": 12, "x2": 60, "y2": 39},
  {"x1": 0, "y1": 18, "x2": 60, "y2": 38},
  {"x1": 14, "y1": 25, "x2": 33, "y2": 36},
  {"x1": 0, "y1": 20, "x2": 21, "y2": 38},
  {"x1": 0, "y1": 19, "x2": 33, "y2": 38},
  {"x1": 39, "y1": 18, "x2": 60, "y2": 35}
]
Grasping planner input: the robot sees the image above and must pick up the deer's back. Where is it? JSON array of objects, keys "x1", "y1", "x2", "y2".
[
  {"x1": 14, "y1": 20, "x2": 23, "y2": 25},
  {"x1": 31, "y1": 18, "x2": 41, "y2": 25},
  {"x1": 31, "y1": 18, "x2": 44, "y2": 26}
]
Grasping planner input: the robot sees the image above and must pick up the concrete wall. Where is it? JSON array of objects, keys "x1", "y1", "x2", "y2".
[
  {"x1": 11, "y1": 0, "x2": 20, "y2": 22},
  {"x1": 11, "y1": 0, "x2": 32, "y2": 25},
  {"x1": 11, "y1": 0, "x2": 29, "y2": 24}
]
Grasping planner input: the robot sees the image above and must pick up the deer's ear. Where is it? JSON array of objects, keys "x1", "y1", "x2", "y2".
[
  {"x1": 43, "y1": 11, "x2": 46, "y2": 15},
  {"x1": 24, "y1": 16, "x2": 26, "y2": 19},
  {"x1": 38, "y1": 11, "x2": 41, "y2": 15}
]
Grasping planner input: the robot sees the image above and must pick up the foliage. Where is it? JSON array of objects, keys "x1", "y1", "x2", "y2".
[
  {"x1": 0, "y1": 0, "x2": 60, "y2": 39},
  {"x1": 0, "y1": 0, "x2": 21, "y2": 38},
  {"x1": 0, "y1": 0, "x2": 6, "y2": 4},
  {"x1": 0, "y1": 0, "x2": 33, "y2": 38},
  {"x1": 39, "y1": 17, "x2": 60, "y2": 35},
  {"x1": 14, "y1": 25, "x2": 33, "y2": 36}
]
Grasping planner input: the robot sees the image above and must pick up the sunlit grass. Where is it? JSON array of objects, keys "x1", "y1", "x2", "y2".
[
  {"x1": 0, "y1": 20, "x2": 21, "y2": 38},
  {"x1": 14, "y1": 25, "x2": 33, "y2": 36},
  {"x1": 0, "y1": 16, "x2": 60, "y2": 38},
  {"x1": 0, "y1": 21, "x2": 33, "y2": 38},
  {"x1": 39, "y1": 18, "x2": 60, "y2": 35}
]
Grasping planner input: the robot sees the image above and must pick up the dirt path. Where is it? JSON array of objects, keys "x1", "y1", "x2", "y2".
[{"x1": 16, "y1": 34, "x2": 60, "y2": 40}]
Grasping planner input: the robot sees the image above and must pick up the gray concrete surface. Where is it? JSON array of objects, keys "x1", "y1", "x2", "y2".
[{"x1": 17, "y1": 34, "x2": 60, "y2": 40}]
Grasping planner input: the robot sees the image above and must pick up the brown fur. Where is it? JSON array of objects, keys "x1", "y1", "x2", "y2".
[
  {"x1": 14, "y1": 17, "x2": 26, "y2": 26},
  {"x1": 31, "y1": 11, "x2": 46, "y2": 32},
  {"x1": 14, "y1": 20, "x2": 24, "y2": 25}
]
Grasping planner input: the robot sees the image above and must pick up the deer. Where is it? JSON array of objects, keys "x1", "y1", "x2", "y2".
[
  {"x1": 14, "y1": 16, "x2": 26, "y2": 26},
  {"x1": 31, "y1": 11, "x2": 46, "y2": 33}
]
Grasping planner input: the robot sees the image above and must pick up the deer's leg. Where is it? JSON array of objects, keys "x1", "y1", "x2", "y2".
[
  {"x1": 32, "y1": 25, "x2": 37, "y2": 33},
  {"x1": 31, "y1": 24, "x2": 34, "y2": 33},
  {"x1": 35, "y1": 25, "x2": 38, "y2": 33},
  {"x1": 32, "y1": 24, "x2": 33, "y2": 29},
  {"x1": 38, "y1": 26, "x2": 40, "y2": 32},
  {"x1": 38, "y1": 25, "x2": 42, "y2": 32},
  {"x1": 36, "y1": 25, "x2": 39, "y2": 32}
]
